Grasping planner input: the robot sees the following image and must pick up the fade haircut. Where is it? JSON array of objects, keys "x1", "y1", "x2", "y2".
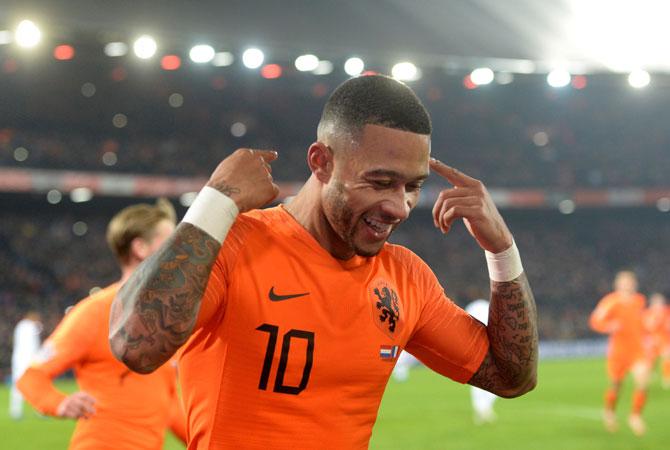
[
  {"x1": 106, "y1": 198, "x2": 176, "y2": 264},
  {"x1": 317, "y1": 74, "x2": 432, "y2": 141}
]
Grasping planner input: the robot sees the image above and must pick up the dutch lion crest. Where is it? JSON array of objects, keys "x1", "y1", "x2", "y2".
[{"x1": 370, "y1": 280, "x2": 402, "y2": 337}]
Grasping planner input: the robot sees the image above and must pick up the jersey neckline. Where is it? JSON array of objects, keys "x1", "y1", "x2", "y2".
[{"x1": 275, "y1": 204, "x2": 374, "y2": 270}]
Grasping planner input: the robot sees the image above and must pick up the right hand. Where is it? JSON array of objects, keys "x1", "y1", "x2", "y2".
[
  {"x1": 56, "y1": 391, "x2": 96, "y2": 419},
  {"x1": 206, "y1": 148, "x2": 280, "y2": 212}
]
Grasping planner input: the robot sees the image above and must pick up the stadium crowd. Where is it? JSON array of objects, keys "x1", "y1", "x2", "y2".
[
  {"x1": 1, "y1": 77, "x2": 669, "y2": 188},
  {"x1": 1, "y1": 202, "x2": 667, "y2": 379}
]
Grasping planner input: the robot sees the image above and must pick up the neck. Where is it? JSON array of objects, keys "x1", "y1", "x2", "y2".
[
  {"x1": 284, "y1": 176, "x2": 355, "y2": 260},
  {"x1": 119, "y1": 260, "x2": 140, "y2": 285}
]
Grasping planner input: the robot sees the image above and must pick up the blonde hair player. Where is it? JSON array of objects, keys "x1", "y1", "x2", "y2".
[{"x1": 18, "y1": 199, "x2": 187, "y2": 450}]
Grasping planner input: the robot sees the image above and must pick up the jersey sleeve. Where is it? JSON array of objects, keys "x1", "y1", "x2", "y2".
[
  {"x1": 404, "y1": 258, "x2": 489, "y2": 384},
  {"x1": 193, "y1": 216, "x2": 253, "y2": 330},
  {"x1": 16, "y1": 301, "x2": 97, "y2": 416}
]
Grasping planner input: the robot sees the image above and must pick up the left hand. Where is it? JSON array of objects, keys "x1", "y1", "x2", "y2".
[{"x1": 429, "y1": 158, "x2": 513, "y2": 253}]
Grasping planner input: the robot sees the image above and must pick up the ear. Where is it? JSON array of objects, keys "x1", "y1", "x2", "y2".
[
  {"x1": 129, "y1": 237, "x2": 149, "y2": 262},
  {"x1": 307, "y1": 142, "x2": 334, "y2": 183}
]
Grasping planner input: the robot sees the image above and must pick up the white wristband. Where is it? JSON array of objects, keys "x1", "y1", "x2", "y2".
[
  {"x1": 485, "y1": 241, "x2": 524, "y2": 282},
  {"x1": 182, "y1": 186, "x2": 239, "y2": 244}
]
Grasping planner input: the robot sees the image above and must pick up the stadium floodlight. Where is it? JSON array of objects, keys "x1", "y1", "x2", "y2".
[
  {"x1": 344, "y1": 57, "x2": 364, "y2": 76},
  {"x1": 242, "y1": 48, "x2": 264, "y2": 69},
  {"x1": 70, "y1": 187, "x2": 93, "y2": 203},
  {"x1": 133, "y1": 35, "x2": 157, "y2": 59},
  {"x1": 0, "y1": 30, "x2": 12, "y2": 45},
  {"x1": 558, "y1": 199, "x2": 575, "y2": 214},
  {"x1": 470, "y1": 68, "x2": 494, "y2": 86},
  {"x1": 657, "y1": 197, "x2": 670, "y2": 212},
  {"x1": 391, "y1": 62, "x2": 420, "y2": 81},
  {"x1": 212, "y1": 51, "x2": 234, "y2": 67},
  {"x1": 313, "y1": 60, "x2": 333, "y2": 75},
  {"x1": 628, "y1": 70, "x2": 650, "y2": 88},
  {"x1": 15, "y1": 20, "x2": 41, "y2": 48},
  {"x1": 104, "y1": 42, "x2": 128, "y2": 57},
  {"x1": 547, "y1": 69, "x2": 571, "y2": 88},
  {"x1": 295, "y1": 54, "x2": 319, "y2": 72},
  {"x1": 189, "y1": 44, "x2": 215, "y2": 63}
]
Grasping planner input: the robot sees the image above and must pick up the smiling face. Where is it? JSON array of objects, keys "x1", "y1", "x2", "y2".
[{"x1": 321, "y1": 124, "x2": 430, "y2": 258}]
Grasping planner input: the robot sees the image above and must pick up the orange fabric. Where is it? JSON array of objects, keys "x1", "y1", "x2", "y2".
[
  {"x1": 644, "y1": 304, "x2": 668, "y2": 361},
  {"x1": 16, "y1": 284, "x2": 184, "y2": 450},
  {"x1": 604, "y1": 388, "x2": 618, "y2": 411},
  {"x1": 632, "y1": 389, "x2": 647, "y2": 415},
  {"x1": 590, "y1": 292, "x2": 646, "y2": 381},
  {"x1": 662, "y1": 359, "x2": 670, "y2": 378},
  {"x1": 179, "y1": 206, "x2": 489, "y2": 449}
]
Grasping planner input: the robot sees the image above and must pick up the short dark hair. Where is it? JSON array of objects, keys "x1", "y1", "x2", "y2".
[{"x1": 318, "y1": 75, "x2": 432, "y2": 138}]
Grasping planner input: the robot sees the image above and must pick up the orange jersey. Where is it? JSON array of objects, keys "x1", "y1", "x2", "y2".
[
  {"x1": 645, "y1": 304, "x2": 670, "y2": 357},
  {"x1": 17, "y1": 283, "x2": 185, "y2": 450},
  {"x1": 179, "y1": 206, "x2": 489, "y2": 449},
  {"x1": 589, "y1": 292, "x2": 646, "y2": 360}
]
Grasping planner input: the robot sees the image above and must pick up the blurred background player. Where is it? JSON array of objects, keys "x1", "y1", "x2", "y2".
[
  {"x1": 465, "y1": 299, "x2": 498, "y2": 424},
  {"x1": 644, "y1": 292, "x2": 670, "y2": 388},
  {"x1": 17, "y1": 199, "x2": 186, "y2": 450},
  {"x1": 589, "y1": 271, "x2": 649, "y2": 436},
  {"x1": 9, "y1": 311, "x2": 42, "y2": 419}
]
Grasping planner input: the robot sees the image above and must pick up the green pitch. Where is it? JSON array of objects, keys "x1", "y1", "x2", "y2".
[{"x1": 2, "y1": 358, "x2": 669, "y2": 449}]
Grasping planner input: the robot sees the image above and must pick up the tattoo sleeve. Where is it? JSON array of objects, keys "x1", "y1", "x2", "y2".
[
  {"x1": 468, "y1": 272, "x2": 538, "y2": 398},
  {"x1": 109, "y1": 223, "x2": 221, "y2": 373}
]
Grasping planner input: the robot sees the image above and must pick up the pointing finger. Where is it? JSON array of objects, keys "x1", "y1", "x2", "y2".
[
  {"x1": 256, "y1": 149, "x2": 279, "y2": 163},
  {"x1": 429, "y1": 158, "x2": 478, "y2": 187}
]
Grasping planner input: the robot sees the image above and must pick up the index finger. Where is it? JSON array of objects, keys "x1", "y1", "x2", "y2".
[
  {"x1": 429, "y1": 158, "x2": 478, "y2": 187},
  {"x1": 251, "y1": 149, "x2": 279, "y2": 163}
]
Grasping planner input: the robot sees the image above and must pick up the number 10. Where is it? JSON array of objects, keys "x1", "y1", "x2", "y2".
[{"x1": 256, "y1": 324, "x2": 315, "y2": 395}]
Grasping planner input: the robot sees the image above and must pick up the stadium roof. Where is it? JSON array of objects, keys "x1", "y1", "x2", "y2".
[{"x1": 2, "y1": 0, "x2": 669, "y2": 73}]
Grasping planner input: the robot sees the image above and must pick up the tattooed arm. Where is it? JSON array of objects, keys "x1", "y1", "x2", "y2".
[
  {"x1": 428, "y1": 159, "x2": 537, "y2": 397},
  {"x1": 468, "y1": 273, "x2": 538, "y2": 398},
  {"x1": 109, "y1": 224, "x2": 221, "y2": 373},
  {"x1": 109, "y1": 149, "x2": 279, "y2": 373}
]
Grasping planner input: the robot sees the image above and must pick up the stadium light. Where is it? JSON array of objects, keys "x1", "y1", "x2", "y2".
[
  {"x1": 657, "y1": 197, "x2": 670, "y2": 212},
  {"x1": 312, "y1": 60, "x2": 333, "y2": 75},
  {"x1": 295, "y1": 54, "x2": 319, "y2": 72},
  {"x1": 0, "y1": 30, "x2": 12, "y2": 45},
  {"x1": 212, "y1": 51, "x2": 234, "y2": 67},
  {"x1": 344, "y1": 57, "x2": 364, "y2": 76},
  {"x1": 628, "y1": 70, "x2": 650, "y2": 88},
  {"x1": 558, "y1": 199, "x2": 575, "y2": 214},
  {"x1": 104, "y1": 42, "x2": 128, "y2": 57},
  {"x1": 54, "y1": 45, "x2": 75, "y2": 61},
  {"x1": 470, "y1": 67, "x2": 494, "y2": 86},
  {"x1": 70, "y1": 187, "x2": 93, "y2": 203},
  {"x1": 391, "y1": 62, "x2": 420, "y2": 81},
  {"x1": 261, "y1": 64, "x2": 282, "y2": 79},
  {"x1": 189, "y1": 44, "x2": 215, "y2": 63},
  {"x1": 242, "y1": 48, "x2": 264, "y2": 69},
  {"x1": 133, "y1": 35, "x2": 157, "y2": 59},
  {"x1": 547, "y1": 69, "x2": 571, "y2": 88},
  {"x1": 15, "y1": 20, "x2": 41, "y2": 48}
]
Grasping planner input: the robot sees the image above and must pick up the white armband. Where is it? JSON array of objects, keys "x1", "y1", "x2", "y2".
[
  {"x1": 181, "y1": 186, "x2": 239, "y2": 244},
  {"x1": 485, "y1": 241, "x2": 524, "y2": 282}
]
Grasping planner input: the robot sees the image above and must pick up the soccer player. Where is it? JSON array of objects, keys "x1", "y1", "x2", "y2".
[
  {"x1": 589, "y1": 270, "x2": 650, "y2": 436},
  {"x1": 465, "y1": 299, "x2": 498, "y2": 424},
  {"x1": 9, "y1": 311, "x2": 42, "y2": 419},
  {"x1": 645, "y1": 292, "x2": 670, "y2": 388},
  {"x1": 18, "y1": 199, "x2": 186, "y2": 450},
  {"x1": 110, "y1": 75, "x2": 538, "y2": 449}
]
